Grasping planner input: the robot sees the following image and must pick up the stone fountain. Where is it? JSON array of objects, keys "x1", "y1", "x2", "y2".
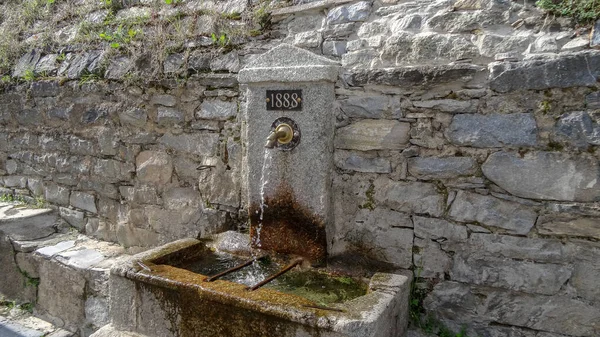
[{"x1": 92, "y1": 45, "x2": 410, "y2": 337}]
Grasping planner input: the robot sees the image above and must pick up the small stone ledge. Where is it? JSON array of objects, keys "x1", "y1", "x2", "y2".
[
  {"x1": 271, "y1": 0, "x2": 354, "y2": 16},
  {"x1": 342, "y1": 64, "x2": 486, "y2": 88}
]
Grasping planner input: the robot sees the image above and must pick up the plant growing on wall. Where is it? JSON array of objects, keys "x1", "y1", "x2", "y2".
[{"x1": 536, "y1": 0, "x2": 600, "y2": 24}]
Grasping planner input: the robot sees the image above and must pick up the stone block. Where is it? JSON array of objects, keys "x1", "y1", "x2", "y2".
[
  {"x1": 70, "y1": 191, "x2": 97, "y2": 213},
  {"x1": 119, "y1": 185, "x2": 160, "y2": 205},
  {"x1": 156, "y1": 107, "x2": 184, "y2": 126},
  {"x1": 55, "y1": 248, "x2": 105, "y2": 270},
  {"x1": 198, "y1": 165, "x2": 240, "y2": 208},
  {"x1": 136, "y1": 151, "x2": 173, "y2": 185},
  {"x1": 119, "y1": 108, "x2": 147, "y2": 127},
  {"x1": 413, "y1": 238, "x2": 451, "y2": 279},
  {"x1": 151, "y1": 94, "x2": 177, "y2": 107},
  {"x1": 412, "y1": 99, "x2": 477, "y2": 113},
  {"x1": 489, "y1": 51, "x2": 600, "y2": 92},
  {"x1": 465, "y1": 233, "x2": 570, "y2": 263},
  {"x1": 339, "y1": 96, "x2": 400, "y2": 119},
  {"x1": 12, "y1": 50, "x2": 41, "y2": 78},
  {"x1": 158, "y1": 133, "x2": 219, "y2": 156},
  {"x1": 383, "y1": 33, "x2": 479, "y2": 66},
  {"x1": 555, "y1": 111, "x2": 600, "y2": 147},
  {"x1": 209, "y1": 51, "x2": 240, "y2": 73},
  {"x1": 374, "y1": 177, "x2": 445, "y2": 217},
  {"x1": 164, "y1": 53, "x2": 185, "y2": 74},
  {"x1": 538, "y1": 216, "x2": 600, "y2": 240},
  {"x1": 344, "y1": 208, "x2": 413, "y2": 268},
  {"x1": 196, "y1": 99, "x2": 237, "y2": 121},
  {"x1": 31, "y1": 81, "x2": 60, "y2": 97},
  {"x1": 327, "y1": 1, "x2": 371, "y2": 25},
  {"x1": 343, "y1": 64, "x2": 483, "y2": 87},
  {"x1": 15, "y1": 252, "x2": 40, "y2": 278},
  {"x1": 335, "y1": 120, "x2": 410, "y2": 151},
  {"x1": 60, "y1": 207, "x2": 86, "y2": 230},
  {"x1": 447, "y1": 113, "x2": 537, "y2": 147},
  {"x1": 105, "y1": 56, "x2": 133, "y2": 80},
  {"x1": 334, "y1": 150, "x2": 391, "y2": 173},
  {"x1": 92, "y1": 159, "x2": 135, "y2": 183},
  {"x1": 37, "y1": 260, "x2": 86, "y2": 331},
  {"x1": 44, "y1": 183, "x2": 70, "y2": 206},
  {"x1": 293, "y1": 31, "x2": 322, "y2": 48},
  {"x1": 424, "y1": 281, "x2": 600, "y2": 336},
  {"x1": 85, "y1": 296, "x2": 110, "y2": 330},
  {"x1": 408, "y1": 157, "x2": 477, "y2": 180},
  {"x1": 413, "y1": 216, "x2": 467, "y2": 242},
  {"x1": 448, "y1": 191, "x2": 536, "y2": 234},
  {"x1": 482, "y1": 151, "x2": 600, "y2": 202},
  {"x1": 323, "y1": 40, "x2": 347, "y2": 57},
  {"x1": 3, "y1": 175, "x2": 27, "y2": 188},
  {"x1": 451, "y1": 254, "x2": 572, "y2": 295}
]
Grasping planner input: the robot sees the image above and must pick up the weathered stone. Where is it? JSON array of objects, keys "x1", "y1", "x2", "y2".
[
  {"x1": 538, "y1": 216, "x2": 600, "y2": 240},
  {"x1": 465, "y1": 233, "x2": 570, "y2": 263},
  {"x1": 31, "y1": 81, "x2": 60, "y2": 97},
  {"x1": 322, "y1": 40, "x2": 347, "y2": 57},
  {"x1": 27, "y1": 178, "x2": 43, "y2": 196},
  {"x1": 489, "y1": 51, "x2": 600, "y2": 92},
  {"x1": 562, "y1": 36, "x2": 589, "y2": 52},
  {"x1": 447, "y1": 113, "x2": 537, "y2": 147},
  {"x1": 60, "y1": 207, "x2": 86, "y2": 230},
  {"x1": 586, "y1": 91, "x2": 600, "y2": 109},
  {"x1": 70, "y1": 191, "x2": 97, "y2": 213},
  {"x1": 344, "y1": 208, "x2": 413, "y2": 267},
  {"x1": 85, "y1": 296, "x2": 110, "y2": 329},
  {"x1": 413, "y1": 99, "x2": 477, "y2": 113},
  {"x1": 413, "y1": 216, "x2": 467, "y2": 242},
  {"x1": 3, "y1": 175, "x2": 27, "y2": 188},
  {"x1": 13, "y1": 50, "x2": 41, "y2": 78},
  {"x1": 158, "y1": 133, "x2": 219, "y2": 156},
  {"x1": 135, "y1": 151, "x2": 173, "y2": 185},
  {"x1": 196, "y1": 99, "x2": 237, "y2": 120},
  {"x1": 35, "y1": 54, "x2": 59, "y2": 75},
  {"x1": 334, "y1": 150, "x2": 391, "y2": 173},
  {"x1": 335, "y1": 120, "x2": 410, "y2": 151},
  {"x1": 339, "y1": 96, "x2": 400, "y2": 119},
  {"x1": 92, "y1": 159, "x2": 135, "y2": 183},
  {"x1": 482, "y1": 151, "x2": 600, "y2": 202},
  {"x1": 119, "y1": 185, "x2": 160, "y2": 205},
  {"x1": 15, "y1": 109, "x2": 43, "y2": 126},
  {"x1": 451, "y1": 254, "x2": 572, "y2": 295},
  {"x1": 343, "y1": 64, "x2": 483, "y2": 87},
  {"x1": 528, "y1": 36, "x2": 558, "y2": 54},
  {"x1": 293, "y1": 31, "x2": 322, "y2": 48},
  {"x1": 55, "y1": 248, "x2": 105, "y2": 269},
  {"x1": 448, "y1": 190, "x2": 536, "y2": 234},
  {"x1": 198, "y1": 163, "x2": 240, "y2": 208},
  {"x1": 555, "y1": 111, "x2": 600, "y2": 147},
  {"x1": 104, "y1": 56, "x2": 133, "y2": 80},
  {"x1": 156, "y1": 107, "x2": 184, "y2": 126},
  {"x1": 209, "y1": 51, "x2": 240, "y2": 73},
  {"x1": 413, "y1": 237, "x2": 451, "y2": 279},
  {"x1": 327, "y1": 1, "x2": 371, "y2": 25},
  {"x1": 383, "y1": 33, "x2": 479, "y2": 66},
  {"x1": 374, "y1": 177, "x2": 444, "y2": 217},
  {"x1": 408, "y1": 157, "x2": 477, "y2": 180},
  {"x1": 341, "y1": 49, "x2": 380, "y2": 69},
  {"x1": 188, "y1": 51, "x2": 212, "y2": 72},
  {"x1": 151, "y1": 94, "x2": 177, "y2": 107},
  {"x1": 323, "y1": 22, "x2": 359, "y2": 39},
  {"x1": 44, "y1": 183, "x2": 70, "y2": 206},
  {"x1": 119, "y1": 108, "x2": 147, "y2": 127},
  {"x1": 425, "y1": 281, "x2": 600, "y2": 337},
  {"x1": 37, "y1": 260, "x2": 86, "y2": 331},
  {"x1": 82, "y1": 107, "x2": 108, "y2": 124},
  {"x1": 164, "y1": 53, "x2": 185, "y2": 74},
  {"x1": 97, "y1": 127, "x2": 118, "y2": 156}
]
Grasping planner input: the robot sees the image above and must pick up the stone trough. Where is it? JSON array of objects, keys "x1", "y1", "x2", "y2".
[{"x1": 101, "y1": 236, "x2": 410, "y2": 337}]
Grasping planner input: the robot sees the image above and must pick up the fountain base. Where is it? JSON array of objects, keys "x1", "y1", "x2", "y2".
[{"x1": 99, "y1": 237, "x2": 411, "y2": 337}]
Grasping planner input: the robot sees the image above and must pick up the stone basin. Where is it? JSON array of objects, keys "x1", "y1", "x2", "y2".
[{"x1": 106, "y1": 237, "x2": 410, "y2": 337}]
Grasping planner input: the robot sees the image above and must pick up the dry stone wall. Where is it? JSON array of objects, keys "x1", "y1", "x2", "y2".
[{"x1": 1, "y1": 0, "x2": 600, "y2": 336}]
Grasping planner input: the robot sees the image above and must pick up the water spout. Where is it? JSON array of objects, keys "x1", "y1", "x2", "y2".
[{"x1": 265, "y1": 123, "x2": 293, "y2": 149}]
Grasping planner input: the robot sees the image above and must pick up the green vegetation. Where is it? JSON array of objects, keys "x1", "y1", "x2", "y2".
[
  {"x1": 211, "y1": 33, "x2": 229, "y2": 47},
  {"x1": 409, "y1": 275, "x2": 474, "y2": 337},
  {"x1": 536, "y1": 0, "x2": 600, "y2": 24},
  {"x1": 359, "y1": 181, "x2": 376, "y2": 211}
]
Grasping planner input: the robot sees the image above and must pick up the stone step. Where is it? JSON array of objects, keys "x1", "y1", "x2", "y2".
[
  {"x1": 0, "y1": 308, "x2": 75, "y2": 337},
  {"x1": 89, "y1": 324, "x2": 150, "y2": 337},
  {"x1": 0, "y1": 202, "x2": 132, "y2": 337}
]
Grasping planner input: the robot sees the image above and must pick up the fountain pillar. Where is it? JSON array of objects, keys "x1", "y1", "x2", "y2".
[{"x1": 239, "y1": 44, "x2": 339, "y2": 263}]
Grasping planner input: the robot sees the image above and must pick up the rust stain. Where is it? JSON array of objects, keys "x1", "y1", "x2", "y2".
[{"x1": 249, "y1": 184, "x2": 327, "y2": 265}]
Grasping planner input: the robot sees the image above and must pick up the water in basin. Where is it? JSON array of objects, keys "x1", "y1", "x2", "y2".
[{"x1": 174, "y1": 251, "x2": 368, "y2": 306}]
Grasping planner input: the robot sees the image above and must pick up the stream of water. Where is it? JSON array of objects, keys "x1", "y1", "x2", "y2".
[{"x1": 253, "y1": 149, "x2": 273, "y2": 249}]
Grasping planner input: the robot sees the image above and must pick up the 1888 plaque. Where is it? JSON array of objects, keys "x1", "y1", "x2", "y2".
[{"x1": 266, "y1": 90, "x2": 302, "y2": 111}]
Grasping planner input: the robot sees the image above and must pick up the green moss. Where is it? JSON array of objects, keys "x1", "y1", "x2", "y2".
[
  {"x1": 536, "y1": 0, "x2": 600, "y2": 24},
  {"x1": 359, "y1": 181, "x2": 376, "y2": 211},
  {"x1": 547, "y1": 140, "x2": 565, "y2": 151}
]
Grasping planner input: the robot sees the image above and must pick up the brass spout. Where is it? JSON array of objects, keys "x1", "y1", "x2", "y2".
[{"x1": 265, "y1": 123, "x2": 293, "y2": 149}]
